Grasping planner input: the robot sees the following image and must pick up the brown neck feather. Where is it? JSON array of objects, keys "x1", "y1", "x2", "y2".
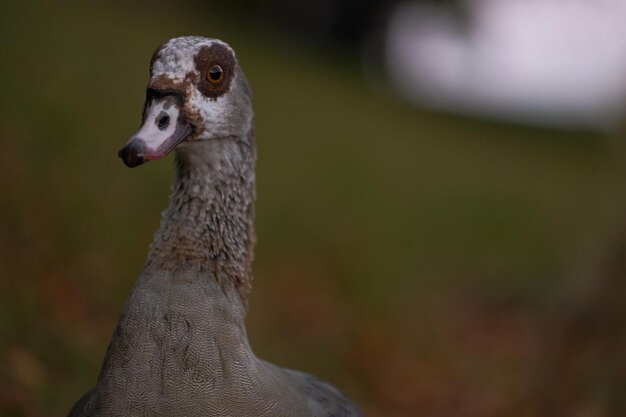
[{"x1": 145, "y1": 129, "x2": 256, "y2": 304}]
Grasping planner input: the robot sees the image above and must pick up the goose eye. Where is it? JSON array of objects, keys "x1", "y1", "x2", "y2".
[{"x1": 207, "y1": 65, "x2": 223, "y2": 83}]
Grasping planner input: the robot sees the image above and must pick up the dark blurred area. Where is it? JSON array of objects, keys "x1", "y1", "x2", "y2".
[
  {"x1": 207, "y1": 0, "x2": 389, "y2": 48},
  {"x1": 1, "y1": 1, "x2": 625, "y2": 416}
]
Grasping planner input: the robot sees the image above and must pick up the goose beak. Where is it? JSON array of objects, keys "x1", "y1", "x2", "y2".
[{"x1": 118, "y1": 93, "x2": 192, "y2": 168}]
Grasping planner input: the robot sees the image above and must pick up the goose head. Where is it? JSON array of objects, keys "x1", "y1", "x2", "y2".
[{"x1": 118, "y1": 36, "x2": 253, "y2": 168}]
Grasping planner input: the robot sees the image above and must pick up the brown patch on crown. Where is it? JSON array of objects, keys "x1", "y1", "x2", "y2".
[{"x1": 193, "y1": 44, "x2": 235, "y2": 100}]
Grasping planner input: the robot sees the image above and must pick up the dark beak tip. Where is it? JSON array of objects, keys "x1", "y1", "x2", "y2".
[{"x1": 118, "y1": 140, "x2": 146, "y2": 168}]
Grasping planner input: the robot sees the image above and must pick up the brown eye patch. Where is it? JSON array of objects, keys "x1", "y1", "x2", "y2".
[{"x1": 193, "y1": 44, "x2": 235, "y2": 100}]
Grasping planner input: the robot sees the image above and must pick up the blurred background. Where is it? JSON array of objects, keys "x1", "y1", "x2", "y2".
[{"x1": 1, "y1": 0, "x2": 625, "y2": 416}]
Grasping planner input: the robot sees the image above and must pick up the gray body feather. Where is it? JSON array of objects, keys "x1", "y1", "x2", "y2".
[{"x1": 69, "y1": 271, "x2": 361, "y2": 417}]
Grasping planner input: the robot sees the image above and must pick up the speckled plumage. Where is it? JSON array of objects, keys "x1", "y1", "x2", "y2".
[{"x1": 68, "y1": 36, "x2": 363, "y2": 417}]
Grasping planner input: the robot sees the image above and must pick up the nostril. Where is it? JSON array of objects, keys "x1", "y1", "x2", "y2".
[{"x1": 157, "y1": 114, "x2": 170, "y2": 131}]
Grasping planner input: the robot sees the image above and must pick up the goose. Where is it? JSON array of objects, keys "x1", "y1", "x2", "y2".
[{"x1": 68, "y1": 36, "x2": 363, "y2": 417}]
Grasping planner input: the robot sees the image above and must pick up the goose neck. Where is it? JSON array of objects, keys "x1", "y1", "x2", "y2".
[{"x1": 146, "y1": 135, "x2": 256, "y2": 302}]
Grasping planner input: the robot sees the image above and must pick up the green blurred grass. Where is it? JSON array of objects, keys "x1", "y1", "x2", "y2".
[{"x1": 0, "y1": 1, "x2": 623, "y2": 416}]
